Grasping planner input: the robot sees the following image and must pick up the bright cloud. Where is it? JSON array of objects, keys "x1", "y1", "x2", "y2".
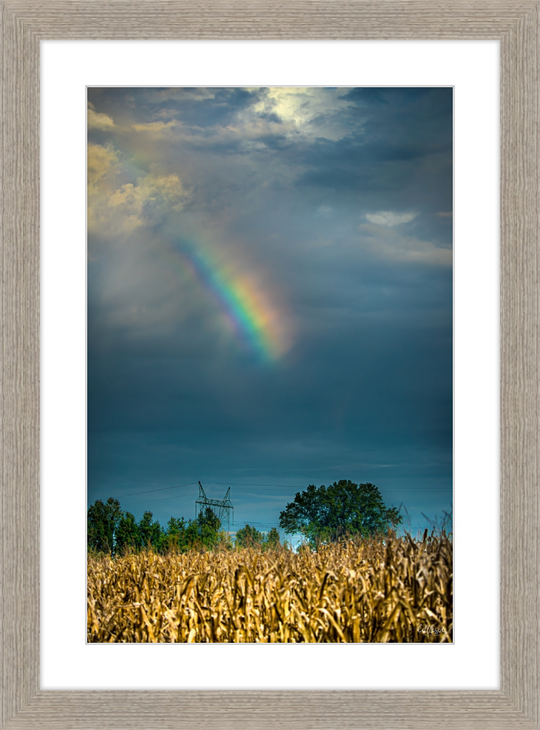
[
  {"x1": 88, "y1": 108, "x2": 115, "y2": 130},
  {"x1": 366, "y1": 211, "x2": 418, "y2": 227},
  {"x1": 87, "y1": 144, "x2": 119, "y2": 186},
  {"x1": 251, "y1": 87, "x2": 357, "y2": 141},
  {"x1": 88, "y1": 158, "x2": 191, "y2": 237},
  {"x1": 113, "y1": 173, "x2": 188, "y2": 231}
]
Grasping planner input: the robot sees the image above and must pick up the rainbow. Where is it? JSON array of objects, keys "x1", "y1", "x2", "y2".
[{"x1": 169, "y1": 240, "x2": 290, "y2": 362}]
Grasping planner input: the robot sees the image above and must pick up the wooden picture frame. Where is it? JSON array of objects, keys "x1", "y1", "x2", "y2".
[{"x1": 1, "y1": 1, "x2": 538, "y2": 728}]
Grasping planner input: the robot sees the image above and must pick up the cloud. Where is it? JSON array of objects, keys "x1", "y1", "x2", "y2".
[
  {"x1": 88, "y1": 107, "x2": 116, "y2": 130},
  {"x1": 100, "y1": 173, "x2": 190, "y2": 235},
  {"x1": 148, "y1": 88, "x2": 218, "y2": 103},
  {"x1": 109, "y1": 172, "x2": 189, "y2": 214},
  {"x1": 222, "y1": 117, "x2": 296, "y2": 143},
  {"x1": 87, "y1": 144, "x2": 119, "y2": 186},
  {"x1": 132, "y1": 120, "x2": 179, "y2": 134},
  {"x1": 154, "y1": 108, "x2": 181, "y2": 120},
  {"x1": 437, "y1": 211, "x2": 453, "y2": 218},
  {"x1": 358, "y1": 223, "x2": 452, "y2": 266},
  {"x1": 88, "y1": 144, "x2": 122, "y2": 235},
  {"x1": 88, "y1": 142, "x2": 191, "y2": 237},
  {"x1": 249, "y1": 87, "x2": 358, "y2": 141},
  {"x1": 316, "y1": 205, "x2": 333, "y2": 217},
  {"x1": 365, "y1": 211, "x2": 418, "y2": 227}
]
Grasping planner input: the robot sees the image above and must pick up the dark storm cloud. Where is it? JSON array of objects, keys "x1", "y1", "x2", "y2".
[{"x1": 87, "y1": 87, "x2": 453, "y2": 533}]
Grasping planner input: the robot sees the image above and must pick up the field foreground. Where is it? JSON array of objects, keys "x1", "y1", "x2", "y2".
[{"x1": 87, "y1": 534, "x2": 453, "y2": 643}]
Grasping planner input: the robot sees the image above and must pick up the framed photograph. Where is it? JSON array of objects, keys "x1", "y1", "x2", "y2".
[
  {"x1": 2, "y1": 1, "x2": 539, "y2": 728},
  {"x1": 85, "y1": 81, "x2": 454, "y2": 646}
]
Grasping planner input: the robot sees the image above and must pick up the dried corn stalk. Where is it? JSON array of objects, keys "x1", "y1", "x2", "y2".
[{"x1": 87, "y1": 534, "x2": 453, "y2": 643}]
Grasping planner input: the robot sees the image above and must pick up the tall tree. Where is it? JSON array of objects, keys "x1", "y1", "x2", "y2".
[
  {"x1": 196, "y1": 507, "x2": 221, "y2": 549},
  {"x1": 115, "y1": 511, "x2": 140, "y2": 554},
  {"x1": 164, "y1": 516, "x2": 188, "y2": 552},
  {"x1": 138, "y1": 511, "x2": 163, "y2": 551},
  {"x1": 87, "y1": 497, "x2": 122, "y2": 554},
  {"x1": 279, "y1": 480, "x2": 402, "y2": 547}
]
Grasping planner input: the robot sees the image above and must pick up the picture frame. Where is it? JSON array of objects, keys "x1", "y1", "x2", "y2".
[{"x1": 1, "y1": 1, "x2": 538, "y2": 728}]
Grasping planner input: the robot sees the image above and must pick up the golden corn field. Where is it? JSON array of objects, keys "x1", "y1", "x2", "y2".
[{"x1": 87, "y1": 533, "x2": 452, "y2": 643}]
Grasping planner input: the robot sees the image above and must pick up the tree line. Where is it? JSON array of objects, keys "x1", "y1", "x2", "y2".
[
  {"x1": 88, "y1": 480, "x2": 402, "y2": 555},
  {"x1": 87, "y1": 498, "x2": 282, "y2": 555}
]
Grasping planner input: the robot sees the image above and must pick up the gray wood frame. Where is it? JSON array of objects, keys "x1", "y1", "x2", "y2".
[{"x1": 0, "y1": 1, "x2": 537, "y2": 728}]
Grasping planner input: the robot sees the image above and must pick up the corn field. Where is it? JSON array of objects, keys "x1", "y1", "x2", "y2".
[{"x1": 87, "y1": 532, "x2": 452, "y2": 642}]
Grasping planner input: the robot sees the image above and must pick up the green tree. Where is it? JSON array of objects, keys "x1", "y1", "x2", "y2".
[
  {"x1": 196, "y1": 507, "x2": 222, "y2": 550},
  {"x1": 279, "y1": 480, "x2": 402, "y2": 547},
  {"x1": 235, "y1": 524, "x2": 264, "y2": 548},
  {"x1": 87, "y1": 497, "x2": 122, "y2": 554},
  {"x1": 164, "y1": 516, "x2": 188, "y2": 552},
  {"x1": 115, "y1": 510, "x2": 140, "y2": 554},
  {"x1": 86, "y1": 498, "x2": 232, "y2": 556},
  {"x1": 263, "y1": 527, "x2": 281, "y2": 550},
  {"x1": 138, "y1": 511, "x2": 164, "y2": 551},
  {"x1": 183, "y1": 519, "x2": 201, "y2": 550}
]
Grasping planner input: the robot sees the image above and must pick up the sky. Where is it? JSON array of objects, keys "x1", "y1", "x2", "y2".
[{"x1": 87, "y1": 87, "x2": 453, "y2": 537}]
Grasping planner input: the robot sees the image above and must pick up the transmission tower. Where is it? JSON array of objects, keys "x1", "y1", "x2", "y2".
[{"x1": 195, "y1": 482, "x2": 234, "y2": 533}]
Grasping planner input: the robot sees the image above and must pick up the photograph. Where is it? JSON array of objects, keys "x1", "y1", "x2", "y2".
[{"x1": 87, "y1": 86, "x2": 453, "y2": 643}]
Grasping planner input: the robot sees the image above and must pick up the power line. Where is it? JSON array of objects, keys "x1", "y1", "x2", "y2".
[
  {"x1": 109, "y1": 482, "x2": 452, "y2": 504},
  {"x1": 121, "y1": 494, "x2": 198, "y2": 507},
  {"x1": 207, "y1": 482, "x2": 307, "y2": 489},
  {"x1": 105, "y1": 479, "x2": 452, "y2": 496},
  {"x1": 100, "y1": 480, "x2": 451, "y2": 508},
  {"x1": 114, "y1": 482, "x2": 197, "y2": 499},
  {"x1": 205, "y1": 481, "x2": 451, "y2": 491}
]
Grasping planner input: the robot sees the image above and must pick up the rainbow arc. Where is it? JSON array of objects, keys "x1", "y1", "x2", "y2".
[{"x1": 171, "y1": 239, "x2": 290, "y2": 362}]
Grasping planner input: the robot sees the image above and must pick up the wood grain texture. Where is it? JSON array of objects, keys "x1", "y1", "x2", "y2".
[
  {"x1": 3, "y1": 691, "x2": 540, "y2": 730},
  {"x1": 0, "y1": 1, "x2": 538, "y2": 729},
  {"x1": 500, "y1": 5, "x2": 540, "y2": 727},
  {"x1": 1, "y1": 0, "x2": 539, "y2": 38},
  {"x1": 0, "y1": 2, "x2": 40, "y2": 729}
]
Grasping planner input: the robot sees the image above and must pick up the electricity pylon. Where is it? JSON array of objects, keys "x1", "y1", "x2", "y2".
[{"x1": 195, "y1": 482, "x2": 234, "y2": 533}]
